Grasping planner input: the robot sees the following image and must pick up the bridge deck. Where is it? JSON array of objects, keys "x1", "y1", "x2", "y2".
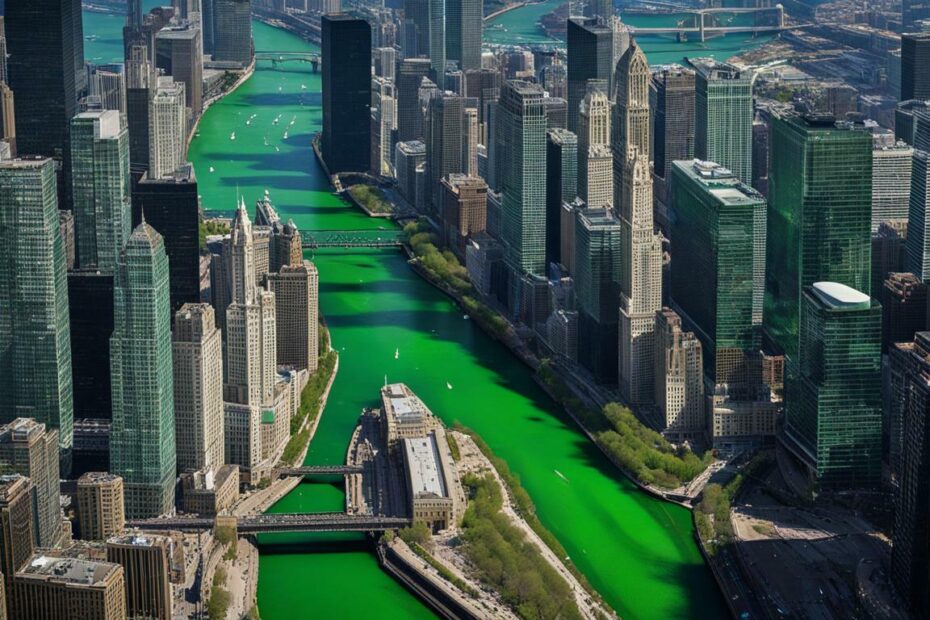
[
  {"x1": 127, "y1": 512, "x2": 411, "y2": 534},
  {"x1": 277, "y1": 465, "x2": 364, "y2": 476}
]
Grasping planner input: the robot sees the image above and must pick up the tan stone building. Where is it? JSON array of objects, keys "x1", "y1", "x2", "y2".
[
  {"x1": 76, "y1": 473, "x2": 125, "y2": 542},
  {"x1": 13, "y1": 555, "x2": 125, "y2": 620},
  {"x1": 0, "y1": 475, "x2": 34, "y2": 617},
  {"x1": 179, "y1": 465, "x2": 239, "y2": 516},
  {"x1": 106, "y1": 533, "x2": 173, "y2": 620},
  {"x1": 0, "y1": 418, "x2": 61, "y2": 548},
  {"x1": 266, "y1": 262, "x2": 320, "y2": 373},
  {"x1": 440, "y1": 174, "x2": 487, "y2": 259},
  {"x1": 655, "y1": 309, "x2": 704, "y2": 443}
]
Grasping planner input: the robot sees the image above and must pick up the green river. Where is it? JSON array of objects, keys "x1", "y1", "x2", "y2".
[{"x1": 82, "y1": 5, "x2": 773, "y2": 617}]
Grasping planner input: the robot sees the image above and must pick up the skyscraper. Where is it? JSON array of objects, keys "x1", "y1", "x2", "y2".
[
  {"x1": 566, "y1": 18, "x2": 613, "y2": 134},
  {"x1": 655, "y1": 308, "x2": 704, "y2": 442},
  {"x1": 404, "y1": 0, "x2": 430, "y2": 58},
  {"x1": 106, "y1": 534, "x2": 173, "y2": 620},
  {"x1": 5, "y1": 0, "x2": 83, "y2": 158},
  {"x1": 902, "y1": 32, "x2": 930, "y2": 101},
  {"x1": 498, "y1": 81, "x2": 547, "y2": 279},
  {"x1": 546, "y1": 128, "x2": 578, "y2": 268},
  {"x1": 872, "y1": 138, "x2": 913, "y2": 232},
  {"x1": 213, "y1": 0, "x2": 253, "y2": 66},
  {"x1": 68, "y1": 271, "x2": 115, "y2": 421},
  {"x1": 651, "y1": 66, "x2": 695, "y2": 182},
  {"x1": 440, "y1": 174, "x2": 487, "y2": 257},
  {"x1": 766, "y1": 115, "x2": 873, "y2": 356},
  {"x1": 321, "y1": 15, "x2": 371, "y2": 174},
  {"x1": 76, "y1": 472, "x2": 125, "y2": 541},
  {"x1": 173, "y1": 303, "x2": 224, "y2": 473},
  {"x1": 784, "y1": 282, "x2": 881, "y2": 490},
  {"x1": 148, "y1": 78, "x2": 186, "y2": 179},
  {"x1": 125, "y1": 43, "x2": 156, "y2": 176},
  {"x1": 397, "y1": 59, "x2": 433, "y2": 142},
  {"x1": 578, "y1": 87, "x2": 612, "y2": 209},
  {"x1": 110, "y1": 222, "x2": 176, "y2": 519},
  {"x1": 428, "y1": 0, "x2": 445, "y2": 78},
  {"x1": 426, "y1": 93, "x2": 466, "y2": 213},
  {"x1": 70, "y1": 110, "x2": 131, "y2": 273},
  {"x1": 881, "y1": 272, "x2": 927, "y2": 352},
  {"x1": 155, "y1": 25, "x2": 204, "y2": 115},
  {"x1": 693, "y1": 60, "x2": 753, "y2": 183},
  {"x1": 446, "y1": 0, "x2": 481, "y2": 71},
  {"x1": 0, "y1": 475, "x2": 35, "y2": 617},
  {"x1": 0, "y1": 158, "x2": 73, "y2": 461},
  {"x1": 614, "y1": 43, "x2": 662, "y2": 402},
  {"x1": 907, "y1": 150, "x2": 930, "y2": 281},
  {"x1": 266, "y1": 263, "x2": 320, "y2": 373}
]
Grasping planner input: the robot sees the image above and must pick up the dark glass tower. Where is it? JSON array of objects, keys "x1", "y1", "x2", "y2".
[
  {"x1": 445, "y1": 0, "x2": 481, "y2": 71},
  {"x1": 546, "y1": 128, "x2": 578, "y2": 268},
  {"x1": 902, "y1": 33, "x2": 930, "y2": 102},
  {"x1": 651, "y1": 66, "x2": 695, "y2": 181},
  {"x1": 566, "y1": 18, "x2": 613, "y2": 134},
  {"x1": 322, "y1": 15, "x2": 372, "y2": 174},
  {"x1": 68, "y1": 272, "x2": 115, "y2": 421},
  {"x1": 396, "y1": 59, "x2": 433, "y2": 142}
]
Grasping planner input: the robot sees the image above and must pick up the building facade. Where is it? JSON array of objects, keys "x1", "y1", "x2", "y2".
[
  {"x1": 0, "y1": 419, "x2": 61, "y2": 549},
  {"x1": 76, "y1": 472, "x2": 125, "y2": 541},
  {"x1": 266, "y1": 262, "x2": 320, "y2": 373},
  {"x1": 321, "y1": 15, "x2": 371, "y2": 174},
  {"x1": 693, "y1": 60, "x2": 753, "y2": 183}
]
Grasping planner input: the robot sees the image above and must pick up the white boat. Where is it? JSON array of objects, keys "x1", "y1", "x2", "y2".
[
  {"x1": 246, "y1": 119, "x2": 251, "y2": 125},
  {"x1": 446, "y1": 382, "x2": 453, "y2": 390},
  {"x1": 275, "y1": 146, "x2": 280, "y2": 152},
  {"x1": 554, "y1": 470, "x2": 569, "y2": 482},
  {"x1": 229, "y1": 132, "x2": 236, "y2": 141},
  {"x1": 263, "y1": 135, "x2": 269, "y2": 146},
  {"x1": 278, "y1": 86, "x2": 282, "y2": 92},
  {"x1": 283, "y1": 131, "x2": 289, "y2": 139},
  {"x1": 301, "y1": 84, "x2": 307, "y2": 90},
  {"x1": 209, "y1": 166, "x2": 215, "y2": 173},
  {"x1": 394, "y1": 348, "x2": 399, "y2": 360}
]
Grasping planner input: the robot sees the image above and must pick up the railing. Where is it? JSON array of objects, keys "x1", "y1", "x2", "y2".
[
  {"x1": 301, "y1": 229, "x2": 405, "y2": 249},
  {"x1": 276, "y1": 465, "x2": 364, "y2": 476},
  {"x1": 127, "y1": 512, "x2": 412, "y2": 534}
]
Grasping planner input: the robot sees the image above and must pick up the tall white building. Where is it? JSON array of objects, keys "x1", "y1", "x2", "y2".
[
  {"x1": 148, "y1": 78, "x2": 186, "y2": 179},
  {"x1": 614, "y1": 42, "x2": 662, "y2": 403},
  {"x1": 173, "y1": 303, "x2": 225, "y2": 473},
  {"x1": 655, "y1": 308, "x2": 704, "y2": 442},
  {"x1": 872, "y1": 137, "x2": 914, "y2": 232},
  {"x1": 578, "y1": 88, "x2": 612, "y2": 208}
]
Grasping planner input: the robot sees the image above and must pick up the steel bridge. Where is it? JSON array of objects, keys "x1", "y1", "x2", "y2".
[
  {"x1": 627, "y1": 6, "x2": 787, "y2": 41},
  {"x1": 254, "y1": 51, "x2": 321, "y2": 71},
  {"x1": 301, "y1": 229, "x2": 405, "y2": 249},
  {"x1": 127, "y1": 512, "x2": 411, "y2": 534},
  {"x1": 276, "y1": 465, "x2": 364, "y2": 477}
]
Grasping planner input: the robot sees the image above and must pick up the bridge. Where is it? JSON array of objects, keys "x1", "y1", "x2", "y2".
[
  {"x1": 301, "y1": 229, "x2": 405, "y2": 249},
  {"x1": 255, "y1": 51, "x2": 321, "y2": 71},
  {"x1": 627, "y1": 6, "x2": 788, "y2": 42},
  {"x1": 276, "y1": 465, "x2": 364, "y2": 477},
  {"x1": 127, "y1": 512, "x2": 412, "y2": 534}
]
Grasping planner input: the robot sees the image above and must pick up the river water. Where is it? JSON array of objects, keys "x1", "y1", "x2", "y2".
[{"x1": 82, "y1": 6, "x2": 772, "y2": 618}]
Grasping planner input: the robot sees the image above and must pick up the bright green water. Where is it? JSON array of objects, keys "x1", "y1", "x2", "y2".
[{"x1": 83, "y1": 14, "x2": 742, "y2": 620}]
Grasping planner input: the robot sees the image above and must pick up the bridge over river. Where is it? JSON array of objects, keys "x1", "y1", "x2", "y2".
[
  {"x1": 301, "y1": 229, "x2": 405, "y2": 249},
  {"x1": 255, "y1": 51, "x2": 321, "y2": 71},
  {"x1": 127, "y1": 512, "x2": 412, "y2": 534}
]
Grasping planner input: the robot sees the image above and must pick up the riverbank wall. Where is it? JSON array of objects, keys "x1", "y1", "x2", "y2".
[{"x1": 186, "y1": 60, "x2": 255, "y2": 154}]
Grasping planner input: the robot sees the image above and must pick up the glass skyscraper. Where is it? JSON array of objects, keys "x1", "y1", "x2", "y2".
[
  {"x1": 70, "y1": 110, "x2": 131, "y2": 273},
  {"x1": 546, "y1": 128, "x2": 578, "y2": 268},
  {"x1": 110, "y1": 222, "x2": 176, "y2": 518},
  {"x1": 445, "y1": 0, "x2": 481, "y2": 71},
  {"x1": 765, "y1": 115, "x2": 873, "y2": 356},
  {"x1": 0, "y1": 158, "x2": 74, "y2": 461},
  {"x1": 785, "y1": 282, "x2": 882, "y2": 490},
  {"x1": 693, "y1": 60, "x2": 753, "y2": 184},
  {"x1": 566, "y1": 18, "x2": 613, "y2": 134}
]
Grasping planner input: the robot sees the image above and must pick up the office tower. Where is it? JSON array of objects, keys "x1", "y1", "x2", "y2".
[
  {"x1": 498, "y1": 81, "x2": 547, "y2": 279},
  {"x1": 426, "y1": 93, "x2": 466, "y2": 213},
  {"x1": 542, "y1": 96, "x2": 568, "y2": 130},
  {"x1": 546, "y1": 129, "x2": 578, "y2": 268},
  {"x1": 751, "y1": 116, "x2": 769, "y2": 198},
  {"x1": 155, "y1": 25, "x2": 203, "y2": 115},
  {"x1": 465, "y1": 105, "x2": 479, "y2": 175},
  {"x1": 88, "y1": 67, "x2": 127, "y2": 114},
  {"x1": 371, "y1": 78, "x2": 395, "y2": 177},
  {"x1": 566, "y1": 18, "x2": 613, "y2": 134},
  {"x1": 446, "y1": 0, "x2": 480, "y2": 71},
  {"x1": 872, "y1": 139, "x2": 913, "y2": 232},
  {"x1": 882, "y1": 273, "x2": 927, "y2": 352},
  {"x1": 873, "y1": 220, "x2": 908, "y2": 297},
  {"x1": 70, "y1": 111, "x2": 131, "y2": 273},
  {"x1": 784, "y1": 282, "x2": 881, "y2": 489},
  {"x1": 578, "y1": 88, "x2": 612, "y2": 209},
  {"x1": 148, "y1": 78, "x2": 186, "y2": 179},
  {"x1": 693, "y1": 60, "x2": 753, "y2": 183},
  {"x1": 14, "y1": 555, "x2": 126, "y2": 620},
  {"x1": 0, "y1": 159, "x2": 73, "y2": 459},
  {"x1": 0, "y1": 82, "x2": 15, "y2": 157},
  {"x1": 375, "y1": 47, "x2": 396, "y2": 80},
  {"x1": 907, "y1": 150, "x2": 930, "y2": 281},
  {"x1": 201, "y1": 0, "x2": 215, "y2": 55},
  {"x1": 267, "y1": 263, "x2": 320, "y2": 372},
  {"x1": 574, "y1": 207, "x2": 622, "y2": 383},
  {"x1": 766, "y1": 115, "x2": 872, "y2": 356},
  {"x1": 125, "y1": 43, "x2": 155, "y2": 176},
  {"x1": 395, "y1": 140, "x2": 427, "y2": 204},
  {"x1": 173, "y1": 304, "x2": 224, "y2": 473},
  {"x1": 322, "y1": 15, "x2": 371, "y2": 174},
  {"x1": 110, "y1": 222, "x2": 176, "y2": 519},
  {"x1": 427, "y1": 0, "x2": 445, "y2": 78},
  {"x1": 440, "y1": 174, "x2": 487, "y2": 257},
  {"x1": 397, "y1": 60, "x2": 433, "y2": 142},
  {"x1": 651, "y1": 66, "x2": 695, "y2": 182},
  {"x1": 5, "y1": 0, "x2": 83, "y2": 158},
  {"x1": 896, "y1": 101, "x2": 930, "y2": 146},
  {"x1": 106, "y1": 533, "x2": 173, "y2": 620},
  {"x1": 902, "y1": 33, "x2": 930, "y2": 102},
  {"x1": 131, "y1": 165, "x2": 200, "y2": 314},
  {"x1": 655, "y1": 308, "x2": 704, "y2": 442},
  {"x1": 0, "y1": 475, "x2": 34, "y2": 616},
  {"x1": 59, "y1": 210, "x2": 76, "y2": 270},
  {"x1": 404, "y1": 0, "x2": 430, "y2": 58},
  {"x1": 0, "y1": 419, "x2": 61, "y2": 549},
  {"x1": 464, "y1": 68, "x2": 501, "y2": 121},
  {"x1": 614, "y1": 43, "x2": 662, "y2": 402},
  {"x1": 76, "y1": 472, "x2": 125, "y2": 541},
  {"x1": 213, "y1": 0, "x2": 253, "y2": 66},
  {"x1": 68, "y1": 272, "x2": 115, "y2": 422}
]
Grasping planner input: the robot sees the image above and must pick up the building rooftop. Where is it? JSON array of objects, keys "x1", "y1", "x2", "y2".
[
  {"x1": 674, "y1": 160, "x2": 764, "y2": 205},
  {"x1": 77, "y1": 472, "x2": 122, "y2": 485},
  {"x1": 0, "y1": 417, "x2": 48, "y2": 445},
  {"x1": 74, "y1": 109, "x2": 122, "y2": 139},
  {"x1": 20, "y1": 555, "x2": 119, "y2": 586},
  {"x1": 812, "y1": 281, "x2": 871, "y2": 309},
  {"x1": 403, "y1": 434, "x2": 448, "y2": 499}
]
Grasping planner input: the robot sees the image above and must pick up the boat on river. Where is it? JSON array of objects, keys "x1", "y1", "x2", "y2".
[{"x1": 229, "y1": 132, "x2": 236, "y2": 141}]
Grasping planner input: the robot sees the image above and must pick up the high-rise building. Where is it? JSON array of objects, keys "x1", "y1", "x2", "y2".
[
  {"x1": 426, "y1": 93, "x2": 466, "y2": 213},
  {"x1": 148, "y1": 78, "x2": 186, "y2": 179},
  {"x1": 651, "y1": 66, "x2": 695, "y2": 182},
  {"x1": 76, "y1": 472, "x2": 125, "y2": 541},
  {"x1": 213, "y1": 0, "x2": 253, "y2": 66},
  {"x1": 88, "y1": 67, "x2": 127, "y2": 114},
  {"x1": 68, "y1": 271, "x2": 115, "y2": 421},
  {"x1": 896, "y1": 100, "x2": 930, "y2": 147},
  {"x1": 110, "y1": 222, "x2": 176, "y2": 519},
  {"x1": 266, "y1": 263, "x2": 320, "y2": 373},
  {"x1": 693, "y1": 60, "x2": 752, "y2": 183},
  {"x1": 440, "y1": 174, "x2": 487, "y2": 257},
  {"x1": 428, "y1": 0, "x2": 445, "y2": 77},
  {"x1": 614, "y1": 43, "x2": 662, "y2": 402},
  {"x1": 574, "y1": 207, "x2": 622, "y2": 383},
  {"x1": 566, "y1": 18, "x2": 613, "y2": 134},
  {"x1": 13, "y1": 555, "x2": 126, "y2": 620},
  {"x1": 5, "y1": 0, "x2": 83, "y2": 158},
  {"x1": 0, "y1": 158, "x2": 73, "y2": 461},
  {"x1": 872, "y1": 139, "x2": 914, "y2": 232},
  {"x1": 655, "y1": 308, "x2": 704, "y2": 442},
  {"x1": 0, "y1": 82, "x2": 16, "y2": 157},
  {"x1": 106, "y1": 533, "x2": 173, "y2": 620},
  {"x1": 155, "y1": 25, "x2": 203, "y2": 115},
  {"x1": 173, "y1": 304, "x2": 224, "y2": 473},
  {"x1": 765, "y1": 115, "x2": 873, "y2": 356},
  {"x1": 59, "y1": 210, "x2": 76, "y2": 270},
  {"x1": 395, "y1": 140, "x2": 427, "y2": 204},
  {"x1": 131, "y1": 164, "x2": 200, "y2": 314},
  {"x1": 902, "y1": 33, "x2": 930, "y2": 102},
  {"x1": 907, "y1": 150, "x2": 930, "y2": 281},
  {"x1": 873, "y1": 220, "x2": 908, "y2": 298},
  {"x1": 125, "y1": 43, "x2": 155, "y2": 176},
  {"x1": 404, "y1": 0, "x2": 430, "y2": 58},
  {"x1": 0, "y1": 475, "x2": 35, "y2": 616},
  {"x1": 0, "y1": 419, "x2": 61, "y2": 549},
  {"x1": 498, "y1": 81, "x2": 547, "y2": 279},
  {"x1": 446, "y1": 0, "x2": 480, "y2": 71},
  {"x1": 396, "y1": 59, "x2": 432, "y2": 142},
  {"x1": 881, "y1": 272, "x2": 927, "y2": 353},
  {"x1": 784, "y1": 282, "x2": 881, "y2": 490},
  {"x1": 578, "y1": 87, "x2": 612, "y2": 209},
  {"x1": 546, "y1": 128, "x2": 578, "y2": 268},
  {"x1": 321, "y1": 15, "x2": 371, "y2": 174},
  {"x1": 70, "y1": 110, "x2": 132, "y2": 273}
]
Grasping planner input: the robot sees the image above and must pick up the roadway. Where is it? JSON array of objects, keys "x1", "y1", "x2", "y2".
[{"x1": 128, "y1": 512, "x2": 412, "y2": 534}]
